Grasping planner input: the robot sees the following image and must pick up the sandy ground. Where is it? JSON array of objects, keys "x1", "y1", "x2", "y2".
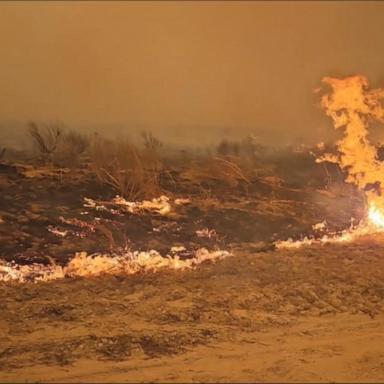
[
  {"x1": 3, "y1": 314, "x2": 384, "y2": 383},
  {"x1": 2, "y1": 237, "x2": 384, "y2": 383}
]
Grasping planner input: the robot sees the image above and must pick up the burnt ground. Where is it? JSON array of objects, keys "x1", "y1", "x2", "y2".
[
  {"x1": 2, "y1": 157, "x2": 384, "y2": 382},
  {"x1": 0, "y1": 160, "x2": 364, "y2": 265}
]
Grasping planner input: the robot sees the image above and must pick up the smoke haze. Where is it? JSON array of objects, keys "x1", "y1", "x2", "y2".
[{"x1": 0, "y1": 1, "x2": 384, "y2": 147}]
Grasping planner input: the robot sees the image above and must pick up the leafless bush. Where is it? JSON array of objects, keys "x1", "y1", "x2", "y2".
[
  {"x1": 141, "y1": 131, "x2": 163, "y2": 152},
  {"x1": 217, "y1": 140, "x2": 239, "y2": 157},
  {"x1": 180, "y1": 155, "x2": 250, "y2": 190},
  {"x1": 89, "y1": 136, "x2": 164, "y2": 199},
  {"x1": 0, "y1": 148, "x2": 5, "y2": 162},
  {"x1": 217, "y1": 136, "x2": 267, "y2": 160},
  {"x1": 64, "y1": 130, "x2": 88, "y2": 154},
  {"x1": 56, "y1": 130, "x2": 89, "y2": 168},
  {"x1": 27, "y1": 121, "x2": 63, "y2": 165}
]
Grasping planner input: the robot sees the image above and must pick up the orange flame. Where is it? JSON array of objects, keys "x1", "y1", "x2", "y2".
[
  {"x1": 368, "y1": 202, "x2": 384, "y2": 229},
  {"x1": 319, "y1": 75, "x2": 384, "y2": 227},
  {"x1": 277, "y1": 75, "x2": 384, "y2": 248}
]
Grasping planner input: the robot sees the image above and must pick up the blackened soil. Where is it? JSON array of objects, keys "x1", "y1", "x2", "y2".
[{"x1": 0, "y1": 162, "x2": 364, "y2": 265}]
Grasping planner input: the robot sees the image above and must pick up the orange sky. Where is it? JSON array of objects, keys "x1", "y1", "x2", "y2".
[{"x1": 0, "y1": 1, "x2": 384, "y2": 145}]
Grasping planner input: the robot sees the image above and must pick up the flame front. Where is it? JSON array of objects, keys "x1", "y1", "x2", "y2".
[
  {"x1": 368, "y1": 202, "x2": 384, "y2": 229},
  {"x1": 277, "y1": 75, "x2": 384, "y2": 248},
  {"x1": 319, "y1": 75, "x2": 384, "y2": 228}
]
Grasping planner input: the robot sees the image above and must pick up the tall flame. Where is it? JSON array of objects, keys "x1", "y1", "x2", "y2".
[
  {"x1": 318, "y1": 75, "x2": 384, "y2": 229},
  {"x1": 277, "y1": 75, "x2": 384, "y2": 249}
]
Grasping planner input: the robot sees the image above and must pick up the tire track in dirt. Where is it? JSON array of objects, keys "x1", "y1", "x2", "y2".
[{"x1": 2, "y1": 239, "x2": 384, "y2": 382}]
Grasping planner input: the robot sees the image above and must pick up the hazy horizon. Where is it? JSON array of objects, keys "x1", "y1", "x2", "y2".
[{"x1": 1, "y1": 1, "x2": 384, "y2": 147}]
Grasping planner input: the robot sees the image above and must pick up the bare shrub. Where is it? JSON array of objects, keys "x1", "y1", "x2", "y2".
[
  {"x1": 63, "y1": 130, "x2": 88, "y2": 155},
  {"x1": 27, "y1": 121, "x2": 63, "y2": 165},
  {"x1": 180, "y1": 155, "x2": 250, "y2": 192},
  {"x1": 56, "y1": 130, "x2": 89, "y2": 168},
  {"x1": 141, "y1": 131, "x2": 163, "y2": 152},
  {"x1": 217, "y1": 136, "x2": 266, "y2": 160},
  {"x1": 0, "y1": 148, "x2": 5, "y2": 162},
  {"x1": 89, "y1": 136, "x2": 164, "y2": 199},
  {"x1": 217, "y1": 140, "x2": 239, "y2": 157}
]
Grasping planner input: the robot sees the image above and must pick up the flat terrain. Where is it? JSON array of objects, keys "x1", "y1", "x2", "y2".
[
  {"x1": 0, "y1": 160, "x2": 363, "y2": 266},
  {"x1": 2, "y1": 237, "x2": 384, "y2": 382},
  {"x1": 0, "y1": 154, "x2": 380, "y2": 382}
]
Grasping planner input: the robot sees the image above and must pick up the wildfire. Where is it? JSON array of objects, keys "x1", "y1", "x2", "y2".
[
  {"x1": 0, "y1": 248, "x2": 231, "y2": 284},
  {"x1": 368, "y1": 202, "x2": 384, "y2": 229},
  {"x1": 277, "y1": 75, "x2": 384, "y2": 249}
]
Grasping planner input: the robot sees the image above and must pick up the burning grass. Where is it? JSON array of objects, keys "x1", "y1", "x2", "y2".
[
  {"x1": 0, "y1": 248, "x2": 231, "y2": 283},
  {"x1": 83, "y1": 195, "x2": 179, "y2": 217}
]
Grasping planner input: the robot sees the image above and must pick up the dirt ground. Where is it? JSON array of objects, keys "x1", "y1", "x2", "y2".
[
  {"x1": 0, "y1": 152, "x2": 381, "y2": 382},
  {"x1": 2, "y1": 236, "x2": 384, "y2": 383}
]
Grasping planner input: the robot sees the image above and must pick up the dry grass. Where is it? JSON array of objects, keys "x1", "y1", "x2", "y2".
[
  {"x1": 180, "y1": 155, "x2": 251, "y2": 192},
  {"x1": 89, "y1": 136, "x2": 164, "y2": 199},
  {"x1": 56, "y1": 130, "x2": 89, "y2": 168}
]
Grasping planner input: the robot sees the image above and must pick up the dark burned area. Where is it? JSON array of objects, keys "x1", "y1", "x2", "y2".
[{"x1": 0, "y1": 146, "x2": 364, "y2": 266}]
